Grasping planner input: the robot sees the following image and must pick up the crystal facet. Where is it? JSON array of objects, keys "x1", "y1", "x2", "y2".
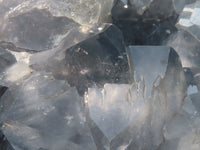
[
  {"x1": 86, "y1": 46, "x2": 186, "y2": 149},
  {"x1": 0, "y1": 0, "x2": 200, "y2": 149},
  {"x1": 0, "y1": 73, "x2": 96, "y2": 150}
]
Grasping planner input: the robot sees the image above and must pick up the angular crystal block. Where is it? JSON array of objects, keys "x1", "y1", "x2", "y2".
[
  {"x1": 1, "y1": 8, "x2": 79, "y2": 51},
  {"x1": 112, "y1": 1, "x2": 178, "y2": 45},
  {"x1": 172, "y1": 0, "x2": 196, "y2": 14},
  {"x1": 167, "y1": 31, "x2": 200, "y2": 68},
  {"x1": 86, "y1": 46, "x2": 186, "y2": 150},
  {"x1": 87, "y1": 84, "x2": 143, "y2": 141},
  {"x1": 0, "y1": 129, "x2": 14, "y2": 150},
  {"x1": 31, "y1": 24, "x2": 129, "y2": 95},
  {"x1": 176, "y1": 1, "x2": 200, "y2": 41},
  {"x1": 158, "y1": 95, "x2": 200, "y2": 150},
  {"x1": 0, "y1": 73, "x2": 96, "y2": 150},
  {"x1": 190, "y1": 93, "x2": 200, "y2": 113},
  {"x1": 0, "y1": 0, "x2": 114, "y2": 26}
]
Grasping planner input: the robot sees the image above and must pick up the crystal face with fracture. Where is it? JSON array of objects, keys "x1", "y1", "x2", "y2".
[
  {"x1": 0, "y1": 73, "x2": 96, "y2": 150},
  {"x1": 86, "y1": 46, "x2": 186, "y2": 149},
  {"x1": 30, "y1": 24, "x2": 129, "y2": 95},
  {"x1": 0, "y1": 47, "x2": 16, "y2": 73},
  {"x1": 167, "y1": 0, "x2": 200, "y2": 67},
  {"x1": 1, "y1": 8, "x2": 79, "y2": 51},
  {"x1": 0, "y1": 0, "x2": 114, "y2": 26},
  {"x1": 0, "y1": 0, "x2": 200, "y2": 149}
]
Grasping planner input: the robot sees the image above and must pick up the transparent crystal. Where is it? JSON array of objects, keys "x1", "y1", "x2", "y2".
[
  {"x1": 86, "y1": 46, "x2": 186, "y2": 149},
  {"x1": 0, "y1": 0, "x2": 114, "y2": 26},
  {"x1": 0, "y1": 73, "x2": 96, "y2": 150},
  {"x1": 158, "y1": 95, "x2": 200, "y2": 150},
  {"x1": 176, "y1": 1, "x2": 200, "y2": 41}
]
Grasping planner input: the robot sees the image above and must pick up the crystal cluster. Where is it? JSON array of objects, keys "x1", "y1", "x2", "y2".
[{"x1": 0, "y1": 0, "x2": 200, "y2": 150}]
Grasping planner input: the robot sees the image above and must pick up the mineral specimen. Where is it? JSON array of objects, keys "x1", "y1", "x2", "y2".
[
  {"x1": 0, "y1": 73, "x2": 96, "y2": 150},
  {"x1": 167, "y1": 1, "x2": 200, "y2": 68},
  {"x1": 30, "y1": 24, "x2": 129, "y2": 95},
  {"x1": 0, "y1": 86, "x2": 8, "y2": 98},
  {"x1": 86, "y1": 46, "x2": 186, "y2": 149},
  {"x1": 0, "y1": 46, "x2": 16, "y2": 73},
  {"x1": 1, "y1": 8, "x2": 79, "y2": 50},
  {"x1": 0, "y1": 130, "x2": 14, "y2": 150},
  {"x1": 0, "y1": 0, "x2": 199, "y2": 150}
]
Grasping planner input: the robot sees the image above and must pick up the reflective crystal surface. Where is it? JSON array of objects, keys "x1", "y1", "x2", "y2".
[
  {"x1": 0, "y1": 73, "x2": 96, "y2": 150},
  {"x1": 128, "y1": 46, "x2": 170, "y2": 98},
  {"x1": 176, "y1": 1, "x2": 200, "y2": 40},
  {"x1": 86, "y1": 46, "x2": 186, "y2": 149},
  {"x1": 167, "y1": 1, "x2": 200, "y2": 68},
  {"x1": 0, "y1": 0, "x2": 114, "y2": 26},
  {"x1": 30, "y1": 24, "x2": 129, "y2": 95},
  {"x1": 0, "y1": 0, "x2": 200, "y2": 150},
  {"x1": 157, "y1": 94, "x2": 200, "y2": 150},
  {"x1": 1, "y1": 8, "x2": 79, "y2": 50}
]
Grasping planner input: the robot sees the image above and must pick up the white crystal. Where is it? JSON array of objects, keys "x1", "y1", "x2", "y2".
[
  {"x1": 4, "y1": 62, "x2": 32, "y2": 82},
  {"x1": 176, "y1": 1, "x2": 200, "y2": 42},
  {"x1": 2, "y1": 121, "x2": 46, "y2": 150},
  {"x1": 128, "y1": 46, "x2": 170, "y2": 99},
  {"x1": 2, "y1": 0, "x2": 114, "y2": 26},
  {"x1": 87, "y1": 83, "x2": 147, "y2": 141},
  {"x1": 1, "y1": 73, "x2": 96, "y2": 149}
]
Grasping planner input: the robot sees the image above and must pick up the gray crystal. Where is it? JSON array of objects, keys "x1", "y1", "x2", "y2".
[
  {"x1": 190, "y1": 92, "x2": 200, "y2": 113},
  {"x1": 0, "y1": 72, "x2": 96, "y2": 150},
  {"x1": 167, "y1": 2, "x2": 200, "y2": 68},
  {"x1": 1, "y1": 8, "x2": 79, "y2": 50},
  {"x1": 172, "y1": 0, "x2": 196, "y2": 14},
  {"x1": 112, "y1": 0, "x2": 178, "y2": 45},
  {"x1": 129, "y1": 0, "x2": 153, "y2": 15},
  {"x1": 30, "y1": 24, "x2": 129, "y2": 95},
  {"x1": 0, "y1": 47, "x2": 16, "y2": 73},
  {"x1": 167, "y1": 31, "x2": 200, "y2": 68},
  {"x1": 0, "y1": 129, "x2": 14, "y2": 150},
  {"x1": 87, "y1": 84, "x2": 142, "y2": 141},
  {"x1": 0, "y1": 0, "x2": 198, "y2": 149},
  {"x1": 0, "y1": 0, "x2": 114, "y2": 26},
  {"x1": 86, "y1": 46, "x2": 186, "y2": 149},
  {"x1": 158, "y1": 95, "x2": 200, "y2": 150},
  {"x1": 176, "y1": 1, "x2": 200, "y2": 41},
  {"x1": 127, "y1": 46, "x2": 170, "y2": 99},
  {"x1": 0, "y1": 86, "x2": 8, "y2": 99}
]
